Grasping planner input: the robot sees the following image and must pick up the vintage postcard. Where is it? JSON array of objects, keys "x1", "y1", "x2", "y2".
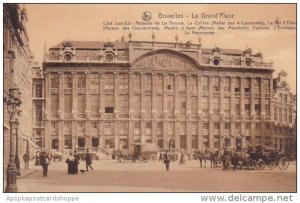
[{"x1": 3, "y1": 3, "x2": 296, "y2": 195}]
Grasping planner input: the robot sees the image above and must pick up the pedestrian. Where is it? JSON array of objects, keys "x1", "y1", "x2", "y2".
[
  {"x1": 39, "y1": 149, "x2": 50, "y2": 177},
  {"x1": 163, "y1": 151, "x2": 171, "y2": 171},
  {"x1": 23, "y1": 151, "x2": 30, "y2": 170},
  {"x1": 159, "y1": 153, "x2": 163, "y2": 162},
  {"x1": 85, "y1": 149, "x2": 93, "y2": 171},
  {"x1": 66, "y1": 152, "x2": 75, "y2": 175},
  {"x1": 35, "y1": 151, "x2": 40, "y2": 166},
  {"x1": 74, "y1": 151, "x2": 80, "y2": 174},
  {"x1": 179, "y1": 153, "x2": 185, "y2": 165}
]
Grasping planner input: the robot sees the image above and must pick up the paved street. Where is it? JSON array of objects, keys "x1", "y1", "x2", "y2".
[{"x1": 16, "y1": 159, "x2": 296, "y2": 192}]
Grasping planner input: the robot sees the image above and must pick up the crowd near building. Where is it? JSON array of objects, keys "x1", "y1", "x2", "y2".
[{"x1": 3, "y1": 4, "x2": 296, "y2": 167}]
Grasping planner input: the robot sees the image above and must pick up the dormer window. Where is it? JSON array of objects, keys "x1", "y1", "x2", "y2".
[
  {"x1": 245, "y1": 59, "x2": 252, "y2": 67},
  {"x1": 213, "y1": 58, "x2": 220, "y2": 66},
  {"x1": 63, "y1": 52, "x2": 72, "y2": 62}
]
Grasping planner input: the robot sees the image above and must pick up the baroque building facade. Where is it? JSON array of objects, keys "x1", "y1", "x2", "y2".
[
  {"x1": 3, "y1": 4, "x2": 36, "y2": 165},
  {"x1": 42, "y1": 37, "x2": 295, "y2": 155}
]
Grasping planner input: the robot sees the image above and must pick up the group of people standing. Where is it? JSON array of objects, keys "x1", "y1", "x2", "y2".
[{"x1": 66, "y1": 149, "x2": 93, "y2": 175}]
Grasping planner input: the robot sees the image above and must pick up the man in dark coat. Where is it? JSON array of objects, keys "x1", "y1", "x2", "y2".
[
  {"x1": 163, "y1": 151, "x2": 171, "y2": 171},
  {"x1": 39, "y1": 149, "x2": 50, "y2": 177},
  {"x1": 23, "y1": 151, "x2": 30, "y2": 170},
  {"x1": 74, "y1": 151, "x2": 80, "y2": 174},
  {"x1": 85, "y1": 149, "x2": 93, "y2": 171}
]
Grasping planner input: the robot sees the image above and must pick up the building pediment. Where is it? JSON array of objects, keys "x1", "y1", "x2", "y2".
[{"x1": 131, "y1": 49, "x2": 199, "y2": 71}]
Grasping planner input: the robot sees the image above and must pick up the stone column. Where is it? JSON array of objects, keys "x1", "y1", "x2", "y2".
[
  {"x1": 186, "y1": 74, "x2": 191, "y2": 116},
  {"x1": 186, "y1": 121, "x2": 192, "y2": 153},
  {"x1": 114, "y1": 72, "x2": 119, "y2": 117},
  {"x1": 260, "y1": 77, "x2": 265, "y2": 118},
  {"x1": 175, "y1": 121, "x2": 180, "y2": 149},
  {"x1": 197, "y1": 75, "x2": 202, "y2": 116},
  {"x1": 99, "y1": 73, "x2": 104, "y2": 116},
  {"x1": 44, "y1": 72, "x2": 51, "y2": 151},
  {"x1": 250, "y1": 77, "x2": 255, "y2": 117},
  {"x1": 85, "y1": 72, "x2": 90, "y2": 118},
  {"x1": 140, "y1": 72, "x2": 145, "y2": 117},
  {"x1": 162, "y1": 74, "x2": 168, "y2": 147},
  {"x1": 174, "y1": 74, "x2": 179, "y2": 116},
  {"x1": 141, "y1": 121, "x2": 146, "y2": 144},
  {"x1": 198, "y1": 121, "x2": 203, "y2": 150},
  {"x1": 58, "y1": 72, "x2": 64, "y2": 119},
  {"x1": 240, "y1": 76, "x2": 245, "y2": 116},
  {"x1": 230, "y1": 77, "x2": 235, "y2": 116},
  {"x1": 72, "y1": 72, "x2": 77, "y2": 119}
]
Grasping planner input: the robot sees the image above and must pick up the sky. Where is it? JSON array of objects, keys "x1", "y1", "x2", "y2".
[{"x1": 24, "y1": 4, "x2": 296, "y2": 92}]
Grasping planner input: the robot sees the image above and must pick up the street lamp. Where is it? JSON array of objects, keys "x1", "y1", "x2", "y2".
[
  {"x1": 5, "y1": 88, "x2": 21, "y2": 192},
  {"x1": 14, "y1": 114, "x2": 21, "y2": 176}
]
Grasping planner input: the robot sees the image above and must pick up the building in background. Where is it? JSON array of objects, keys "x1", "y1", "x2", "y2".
[
  {"x1": 32, "y1": 62, "x2": 45, "y2": 150},
  {"x1": 272, "y1": 71, "x2": 296, "y2": 156},
  {"x1": 3, "y1": 4, "x2": 36, "y2": 165},
  {"x1": 42, "y1": 34, "x2": 295, "y2": 155}
]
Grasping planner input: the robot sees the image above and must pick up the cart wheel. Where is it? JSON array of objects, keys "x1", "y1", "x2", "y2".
[
  {"x1": 247, "y1": 159, "x2": 256, "y2": 170},
  {"x1": 256, "y1": 160, "x2": 266, "y2": 170},
  {"x1": 278, "y1": 157, "x2": 289, "y2": 170}
]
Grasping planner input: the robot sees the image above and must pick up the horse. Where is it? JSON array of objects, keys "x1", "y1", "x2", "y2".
[{"x1": 196, "y1": 149, "x2": 214, "y2": 168}]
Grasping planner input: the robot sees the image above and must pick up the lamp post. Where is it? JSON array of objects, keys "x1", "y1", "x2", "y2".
[
  {"x1": 15, "y1": 118, "x2": 20, "y2": 176},
  {"x1": 5, "y1": 88, "x2": 21, "y2": 192}
]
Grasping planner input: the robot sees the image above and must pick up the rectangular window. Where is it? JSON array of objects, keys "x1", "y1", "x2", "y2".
[
  {"x1": 156, "y1": 74, "x2": 163, "y2": 91},
  {"x1": 90, "y1": 73, "x2": 99, "y2": 90},
  {"x1": 104, "y1": 73, "x2": 114, "y2": 90},
  {"x1": 133, "y1": 95, "x2": 141, "y2": 113},
  {"x1": 284, "y1": 109, "x2": 288, "y2": 122},
  {"x1": 119, "y1": 73, "x2": 129, "y2": 93},
  {"x1": 225, "y1": 123, "x2": 230, "y2": 129},
  {"x1": 203, "y1": 123, "x2": 209, "y2": 129},
  {"x1": 105, "y1": 107, "x2": 114, "y2": 113},
  {"x1": 91, "y1": 95, "x2": 100, "y2": 113},
  {"x1": 35, "y1": 84, "x2": 43, "y2": 98},
  {"x1": 279, "y1": 108, "x2": 282, "y2": 122},
  {"x1": 166, "y1": 75, "x2": 174, "y2": 90},
  {"x1": 179, "y1": 96, "x2": 186, "y2": 114},
  {"x1": 223, "y1": 77, "x2": 230, "y2": 92},
  {"x1": 255, "y1": 99, "x2": 261, "y2": 116},
  {"x1": 180, "y1": 135, "x2": 187, "y2": 149},
  {"x1": 92, "y1": 137, "x2": 99, "y2": 147},
  {"x1": 213, "y1": 97, "x2": 220, "y2": 114},
  {"x1": 144, "y1": 95, "x2": 152, "y2": 113},
  {"x1": 64, "y1": 95, "x2": 72, "y2": 113},
  {"x1": 202, "y1": 76, "x2": 209, "y2": 91},
  {"x1": 223, "y1": 97, "x2": 230, "y2": 114},
  {"x1": 263, "y1": 79, "x2": 270, "y2": 93},
  {"x1": 64, "y1": 135, "x2": 72, "y2": 149},
  {"x1": 64, "y1": 73, "x2": 72, "y2": 89},
  {"x1": 265, "y1": 99, "x2": 270, "y2": 116},
  {"x1": 244, "y1": 78, "x2": 251, "y2": 93},
  {"x1": 202, "y1": 96, "x2": 209, "y2": 114},
  {"x1": 52, "y1": 139, "x2": 59, "y2": 149},
  {"x1": 235, "y1": 98, "x2": 240, "y2": 115},
  {"x1": 289, "y1": 109, "x2": 293, "y2": 123},
  {"x1": 191, "y1": 76, "x2": 198, "y2": 92},
  {"x1": 254, "y1": 78, "x2": 261, "y2": 93},
  {"x1": 212, "y1": 77, "x2": 220, "y2": 92},
  {"x1": 179, "y1": 75, "x2": 186, "y2": 92},
  {"x1": 77, "y1": 73, "x2": 86, "y2": 88},
  {"x1": 235, "y1": 78, "x2": 241, "y2": 92},
  {"x1": 214, "y1": 123, "x2": 220, "y2": 129},
  {"x1": 191, "y1": 97, "x2": 198, "y2": 114},
  {"x1": 119, "y1": 95, "x2": 129, "y2": 114},
  {"x1": 51, "y1": 95, "x2": 59, "y2": 113},
  {"x1": 245, "y1": 98, "x2": 250, "y2": 116},
  {"x1": 156, "y1": 96, "x2": 163, "y2": 114},
  {"x1": 50, "y1": 74, "x2": 59, "y2": 88},
  {"x1": 133, "y1": 73, "x2": 141, "y2": 90},
  {"x1": 246, "y1": 123, "x2": 251, "y2": 130},
  {"x1": 144, "y1": 74, "x2": 152, "y2": 90},
  {"x1": 77, "y1": 95, "x2": 86, "y2": 113},
  {"x1": 35, "y1": 105, "x2": 43, "y2": 122},
  {"x1": 274, "y1": 107, "x2": 278, "y2": 121},
  {"x1": 192, "y1": 135, "x2": 198, "y2": 149},
  {"x1": 167, "y1": 96, "x2": 175, "y2": 114}
]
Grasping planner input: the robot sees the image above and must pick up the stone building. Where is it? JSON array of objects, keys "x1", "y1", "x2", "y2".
[
  {"x1": 42, "y1": 35, "x2": 290, "y2": 155},
  {"x1": 272, "y1": 71, "x2": 296, "y2": 155},
  {"x1": 32, "y1": 62, "x2": 45, "y2": 150},
  {"x1": 3, "y1": 4, "x2": 36, "y2": 165}
]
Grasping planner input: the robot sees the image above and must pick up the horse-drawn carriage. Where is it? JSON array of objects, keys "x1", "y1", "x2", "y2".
[
  {"x1": 249, "y1": 148, "x2": 289, "y2": 170},
  {"x1": 112, "y1": 143, "x2": 158, "y2": 163}
]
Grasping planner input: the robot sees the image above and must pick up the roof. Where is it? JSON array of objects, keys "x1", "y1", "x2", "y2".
[
  {"x1": 50, "y1": 40, "x2": 250, "y2": 56},
  {"x1": 51, "y1": 41, "x2": 128, "y2": 50}
]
